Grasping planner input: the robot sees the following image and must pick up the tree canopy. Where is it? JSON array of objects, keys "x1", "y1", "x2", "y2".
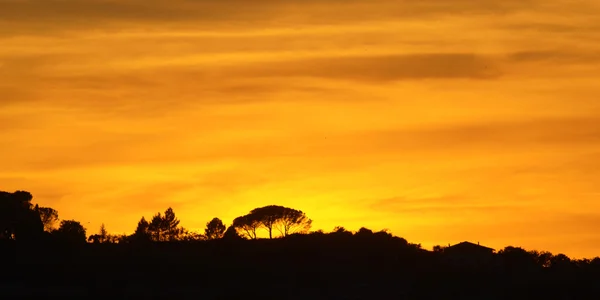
[
  {"x1": 232, "y1": 214, "x2": 261, "y2": 240},
  {"x1": 35, "y1": 205, "x2": 59, "y2": 232},
  {"x1": 53, "y1": 220, "x2": 87, "y2": 244},
  {"x1": 144, "y1": 208, "x2": 184, "y2": 242},
  {"x1": 232, "y1": 205, "x2": 312, "y2": 239},
  {"x1": 204, "y1": 217, "x2": 226, "y2": 240},
  {"x1": 0, "y1": 191, "x2": 44, "y2": 241}
]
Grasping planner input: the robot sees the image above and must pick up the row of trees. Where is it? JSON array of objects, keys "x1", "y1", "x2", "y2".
[
  {"x1": 1, "y1": 190, "x2": 396, "y2": 246},
  {"x1": 2, "y1": 189, "x2": 599, "y2": 271},
  {"x1": 0, "y1": 190, "x2": 314, "y2": 245},
  {"x1": 123, "y1": 205, "x2": 312, "y2": 243}
]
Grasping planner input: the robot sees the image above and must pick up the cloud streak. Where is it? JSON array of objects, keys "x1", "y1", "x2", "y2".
[
  {"x1": 0, "y1": 0, "x2": 539, "y2": 27},
  {"x1": 235, "y1": 53, "x2": 501, "y2": 81}
]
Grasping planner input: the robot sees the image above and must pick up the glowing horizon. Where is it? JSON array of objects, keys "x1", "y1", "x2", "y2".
[{"x1": 2, "y1": 0, "x2": 600, "y2": 258}]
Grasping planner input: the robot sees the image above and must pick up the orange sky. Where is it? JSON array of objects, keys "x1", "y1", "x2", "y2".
[{"x1": 1, "y1": 0, "x2": 600, "y2": 257}]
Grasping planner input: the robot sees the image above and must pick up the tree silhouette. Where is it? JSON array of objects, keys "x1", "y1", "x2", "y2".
[
  {"x1": 356, "y1": 227, "x2": 374, "y2": 236},
  {"x1": 204, "y1": 217, "x2": 226, "y2": 240},
  {"x1": 162, "y1": 207, "x2": 181, "y2": 241},
  {"x1": 53, "y1": 220, "x2": 87, "y2": 244},
  {"x1": 88, "y1": 234, "x2": 101, "y2": 243},
  {"x1": 530, "y1": 250, "x2": 553, "y2": 267},
  {"x1": 374, "y1": 229, "x2": 393, "y2": 239},
  {"x1": 249, "y1": 205, "x2": 283, "y2": 239},
  {"x1": 98, "y1": 223, "x2": 109, "y2": 243},
  {"x1": 99, "y1": 223, "x2": 108, "y2": 240},
  {"x1": 148, "y1": 213, "x2": 164, "y2": 241},
  {"x1": 147, "y1": 208, "x2": 182, "y2": 242},
  {"x1": 232, "y1": 214, "x2": 260, "y2": 239},
  {"x1": 35, "y1": 205, "x2": 59, "y2": 232},
  {"x1": 132, "y1": 217, "x2": 151, "y2": 242},
  {"x1": 243, "y1": 205, "x2": 312, "y2": 239},
  {"x1": 7, "y1": 190, "x2": 34, "y2": 208},
  {"x1": 0, "y1": 190, "x2": 44, "y2": 241},
  {"x1": 550, "y1": 253, "x2": 573, "y2": 270},
  {"x1": 498, "y1": 246, "x2": 540, "y2": 271},
  {"x1": 222, "y1": 224, "x2": 243, "y2": 240},
  {"x1": 411, "y1": 243, "x2": 423, "y2": 249},
  {"x1": 0, "y1": 191, "x2": 26, "y2": 239},
  {"x1": 88, "y1": 223, "x2": 109, "y2": 243},
  {"x1": 274, "y1": 207, "x2": 312, "y2": 236}
]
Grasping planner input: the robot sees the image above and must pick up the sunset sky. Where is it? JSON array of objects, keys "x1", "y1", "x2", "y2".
[{"x1": 1, "y1": 0, "x2": 600, "y2": 257}]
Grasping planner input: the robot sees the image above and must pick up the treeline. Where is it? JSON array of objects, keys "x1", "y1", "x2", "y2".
[
  {"x1": 2, "y1": 189, "x2": 600, "y2": 267},
  {"x1": 3, "y1": 190, "x2": 600, "y2": 299},
  {"x1": 1, "y1": 190, "x2": 314, "y2": 245}
]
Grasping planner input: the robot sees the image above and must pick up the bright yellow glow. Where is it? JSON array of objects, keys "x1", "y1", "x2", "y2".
[{"x1": 1, "y1": 0, "x2": 600, "y2": 257}]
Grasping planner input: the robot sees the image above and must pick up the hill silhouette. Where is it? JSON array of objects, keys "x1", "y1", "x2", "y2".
[{"x1": 1, "y1": 190, "x2": 599, "y2": 299}]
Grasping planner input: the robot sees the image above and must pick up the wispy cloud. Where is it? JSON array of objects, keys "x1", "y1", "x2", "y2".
[
  {"x1": 0, "y1": 0, "x2": 540, "y2": 33},
  {"x1": 234, "y1": 53, "x2": 500, "y2": 81}
]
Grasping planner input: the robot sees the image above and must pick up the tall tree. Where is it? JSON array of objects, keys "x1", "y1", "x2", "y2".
[
  {"x1": 148, "y1": 213, "x2": 164, "y2": 241},
  {"x1": 127, "y1": 217, "x2": 151, "y2": 243},
  {"x1": 88, "y1": 223, "x2": 111, "y2": 244},
  {"x1": 162, "y1": 207, "x2": 181, "y2": 241},
  {"x1": 99, "y1": 223, "x2": 108, "y2": 242},
  {"x1": 35, "y1": 205, "x2": 59, "y2": 232},
  {"x1": 204, "y1": 217, "x2": 226, "y2": 240},
  {"x1": 134, "y1": 217, "x2": 150, "y2": 238},
  {"x1": 147, "y1": 208, "x2": 182, "y2": 242}
]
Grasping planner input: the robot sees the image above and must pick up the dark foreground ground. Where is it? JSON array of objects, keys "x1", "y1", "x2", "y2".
[{"x1": 2, "y1": 236, "x2": 599, "y2": 299}]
